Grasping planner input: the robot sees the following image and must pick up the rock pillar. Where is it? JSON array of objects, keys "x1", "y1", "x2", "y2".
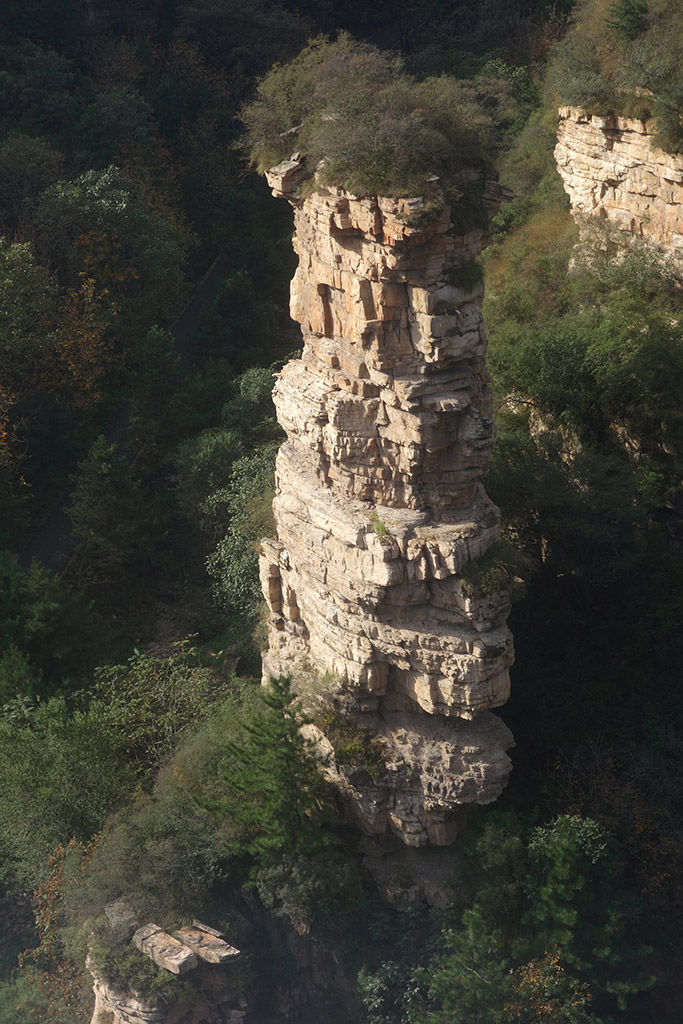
[{"x1": 259, "y1": 162, "x2": 514, "y2": 847}]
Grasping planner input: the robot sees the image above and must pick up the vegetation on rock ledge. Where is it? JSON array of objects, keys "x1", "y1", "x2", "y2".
[{"x1": 241, "y1": 34, "x2": 520, "y2": 197}]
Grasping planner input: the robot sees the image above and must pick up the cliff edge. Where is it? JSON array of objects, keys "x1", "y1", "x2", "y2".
[{"x1": 556, "y1": 106, "x2": 683, "y2": 273}]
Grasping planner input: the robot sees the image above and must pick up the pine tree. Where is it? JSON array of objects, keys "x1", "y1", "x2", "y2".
[
  {"x1": 411, "y1": 906, "x2": 511, "y2": 1024},
  {"x1": 220, "y1": 676, "x2": 333, "y2": 866}
]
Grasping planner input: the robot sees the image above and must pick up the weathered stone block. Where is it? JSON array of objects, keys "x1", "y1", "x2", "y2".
[
  {"x1": 132, "y1": 925, "x2": 197, "y2": 975},
  {"x1": 173, "y1": 926, "x2": 241, "y2": 964}
]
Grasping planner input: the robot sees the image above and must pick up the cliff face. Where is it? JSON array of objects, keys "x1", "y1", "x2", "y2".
[
  {"x1": 556, "y1": 106, "x2": 683, "y2": 271},
  {"x1": 90, "y1": 974, "x2": 247, "y2": 1024},
  {"x1": 259, "y1": 161, "x2": 514, "y2": 849}
]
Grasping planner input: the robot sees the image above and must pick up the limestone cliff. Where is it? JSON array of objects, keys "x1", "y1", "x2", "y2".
[
  {"x1": 259, "y1": 160, "x2": 514, "y2": 848},
  {"x1": 556, "y1": 106, "x2": 683, "y2": 272}
]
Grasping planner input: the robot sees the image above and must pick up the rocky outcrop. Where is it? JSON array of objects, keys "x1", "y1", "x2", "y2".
[
  {"x1": 89, "y1": 972, "x2": 247, "y2": 1024},
  {"x1": 259, "y1": 159, "x2": 515, "y2": 848},
  {"x1": 556, "y1": 106, "x2": 683, "y2": 273},
  {"x1": 89, "y1": 922, "x2": 246, "y2": 1024}
]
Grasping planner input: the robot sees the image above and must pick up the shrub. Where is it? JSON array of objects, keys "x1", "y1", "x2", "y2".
[
  {"x1": 65, "y1": 684, "x2": 264, "y2": 924},
  {"x1": 90, "y1": 643, "x2": 235, "y2": 776},
  {"x1": 206, "y1": 444, "x2": 278, "y2": 624},
  {"x1": 546, "y1": 0, "x2": 683, "y2": 151},
  {"x1": 89, "y1": 941, "x2": 193, "y2": 1007},
  {"x1": 369, "y1": 511, "x2": 389, "y2": 537},
  {"x1": 317, "y1": 710, "x2": 387, "y2": 782},
  {"x1": 241, "y1": 35, "x2": 512, "y2": 197},
  {"x1": 0, "y1": 698, "x2": 134, "y2": 890},
  {"x1": 459, "y1": 540, "x2": 532, "y2": 598},
  {"x1": 255, "y1": 851, "x2": 360, "y2": 933},
  {"x1": 545, "y1": 36, "x2": 614, "y2": 110},
  {"x1": 444, "y1": 260, "x2": 484, "y2": 292}
]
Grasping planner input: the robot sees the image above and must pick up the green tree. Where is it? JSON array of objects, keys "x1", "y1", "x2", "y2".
[
  {"x1": 527, "y1": 817, "x2": 653, "y2": 1011},
  {"x1": 461, "y1": 812, "x2": 529, "y2": 946},
  {"x1": 0, "y1": 552, "x2": 102, "y2": 692},
  {"x1": 0, "y1": 133, "x2": 63, "y2": 237},
  {"x1": 73, "y1": 84, "x2": 155, "y2": 165},
  {"x1": 174, "y1": 427, "x2": 243, "y2": 521},
  {"x1": 410, "y1": 906, "x2": 511, "y2": 1024},
  {"x1": 0, "y1": 237, "x2": 58, "y2": 382},
  {"x1": 0, "y1": 645, "x2": 40, "y2": 703},
  {"x1": 607, "y1": 0, "x2": 649, "y2": 39},
  {"x1": 0, "y1": 236, "x2": 113, "y2": 496},
  {"x1": 206, "y1": 444, "x2": 278, "y2": 619},
  {"x1": 66, "y1": 436, "x2": 150, "y2": 591},
  {"x1": 0, "y1": 0, "x2": 81, "y2": 52},
  {"x1": 195, "y1": 269, "x2": 282, "y2": 369},
  {"x1": 0, "y1": 697, "x2": 133, "y2": 891},
  {"x1": 219, "y1": 676, "x2": 333, "y2": 865},
  {"x1": 176, "y1": 0, "x2": 310, "y2": 80},
  {"x1": 0, "y1": 39, "x2": 76, "y2": 137},
  {"x1": 128, "y1": 325, "x2": 185, "y2": 445},
  {"x1": 504, "y1": 951, "x2": 599, "y2": 1024},
  {"x1": 36, "y1": 166, "x2": 189, "y2": 335},
  {"x1": 91, "y1": 643, "x2": 233, "y2": 776}
]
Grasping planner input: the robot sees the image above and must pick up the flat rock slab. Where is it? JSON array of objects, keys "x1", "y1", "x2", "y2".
[
  {"x1": 192, "y1": 918, "x2": 224, "y2": 938},
  {"x1": 133, "y1": 924, "x2": 198, "y2": 975},
  {"x1": 174, "y1": 926, "x2": 241, "y2": 964}
]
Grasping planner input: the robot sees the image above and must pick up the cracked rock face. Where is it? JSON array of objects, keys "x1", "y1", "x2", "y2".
[
  {"x1": 259, "y1": 161, "x2": 514, "y2": 847},
  {"x1": 556, "y1": 106, "x2": 683, "y2": 272}
]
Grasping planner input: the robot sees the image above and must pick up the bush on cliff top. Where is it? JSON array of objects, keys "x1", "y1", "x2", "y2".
[
  {"x1": 546, "y1": 0, "x2": 683, "y2": 151},
  {"x1": 241, "y1": 34, "x2": 516, "y2": 197}
]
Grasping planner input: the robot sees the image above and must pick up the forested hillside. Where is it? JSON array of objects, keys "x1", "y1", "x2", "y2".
[{"x1": 0, "y1": 1, "x2": 681, "y2": 1022}]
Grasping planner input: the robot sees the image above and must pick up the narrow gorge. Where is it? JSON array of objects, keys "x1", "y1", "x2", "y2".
[{"x1": 258, "y1": 160, "x2": 515, "y2": 855}]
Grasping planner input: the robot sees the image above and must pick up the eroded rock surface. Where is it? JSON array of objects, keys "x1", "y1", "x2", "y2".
[
  {"x1": 259, "y1": 160, "x2": 515, "y2": 847},
  {"x1": 556, "y1": 106, "x2": 683, "y2": 272},
  {"x1": 88, "y1": 923, "x2": 246, "y2": 1024},
  {"x1": 174, "y1": 926, "x2": 241, "y2": 964},
  {"x1": 133, "y1": 924, "x2": 198, "y2": 975},
  {"x1": 90, "y1": 973, "x2": 247, "y2": 1024}
]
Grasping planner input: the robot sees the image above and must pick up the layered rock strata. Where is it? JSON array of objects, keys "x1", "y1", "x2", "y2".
[
  {"x1": 259, "y1": 160, "x2": 515, "y2": 847},
  {"x1": 89, "y1": 921, "x2": 246, "y2": 1024},
  {"x1": 90, "y1": 974, "x2": 247, "y2": 1024},
  {"x1": 556, "y1": 106, "x2": 683, "y2": 273}
]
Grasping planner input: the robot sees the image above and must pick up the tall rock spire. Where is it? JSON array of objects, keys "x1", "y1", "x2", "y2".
[{"x1": 259, "y1": 161, "x2": 514, "y2": 848}]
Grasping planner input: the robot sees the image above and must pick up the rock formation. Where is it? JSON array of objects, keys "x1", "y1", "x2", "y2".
[
  {"x1": 259, "y1": 159, "x2": 515, "y2": 848},
  {"x1": 89, "y1": 921, "x2": 246, "y2": 1024},
  {"x1": 90, "y1": 973, "x2": 247, "y2": 1024},
  {"x1": 556, "y1": 106, "x2": 683, "y2": 273}
]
